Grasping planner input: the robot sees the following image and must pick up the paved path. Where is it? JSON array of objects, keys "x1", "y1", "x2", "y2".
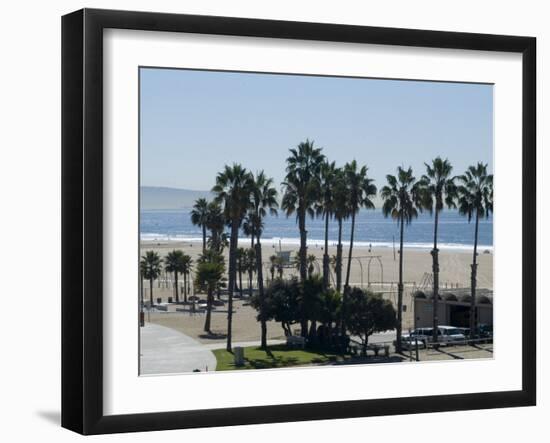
[
  {"x1": 202, "y1": 339, "x2": 286, "y2": 350},
  {"x1": 140, "y1": 323, "x2": 217, "y2": 375}
]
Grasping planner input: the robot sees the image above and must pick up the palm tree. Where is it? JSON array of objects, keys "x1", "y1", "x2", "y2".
[
  {"x1": 380, "y1": 167, "x2": 422, "y2": 353},
  {"x1": 181, "y1": 254, "x2": 193, "y2": 303},
  {"x1": 343, "y1": 160, "x2": 377, "y2": 293},
  {"x1": 332, "y1": 168, "x2": 349, "y2": 292},
  {"x1": 236, "y1": 247, "x2": 246, "y2": 298},
  {"x1": 418, "y1": 157, "x2": 457, "y2": 341},
  {"x1": 212, "y1": 164, "x2": 254, "y2": 351},
  {"x1": 250, "y1": 171, "x2": 278, "y2": 348},
  {"x1": 316, "y1": 160, "x2": 337, "y2": 289},
  {"x1": 195, "y1": 259, "x2": 225, "y2": 333},
  {"x1": 205, "y1": 201, "x2": 226, "y2": 253},
  {"x1": 242, "y1": 215, "x2": 255, "y2": 249},
  {"x1": 164, "y1": 250, "x2": 186, "y2": 303},
  {"x1": 457, "y1": 163, "x2": 493, "y2": 336},
  {"x1": 282, "y1": 140, "x2": 325, "y2": 282},
  {"x1": 140, "y1": 251, "x2": 162, "y2": 308},
  {"x1": 191, "y1": 198, "x2": 210, "y2": 254},
  {"x1": 245, "y1": 248, "x2": 256, "y2": 298}
]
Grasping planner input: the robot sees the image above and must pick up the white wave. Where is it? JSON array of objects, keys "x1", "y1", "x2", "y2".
[{"x1": 140, "y1": 233, "x2": 492, "y2": 252}]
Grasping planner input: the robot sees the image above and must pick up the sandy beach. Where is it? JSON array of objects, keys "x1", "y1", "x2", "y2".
[{"x1": 141, "y1": 239, "x2": 493, "y2": 341}]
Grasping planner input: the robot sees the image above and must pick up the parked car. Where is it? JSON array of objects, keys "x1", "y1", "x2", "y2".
[
  {"x1": 397, "y1": 326, "x2": 466, "y2": 348},
  {"x1": 397, "y1": 328, "x2": 431, "y2": 349},
  {"x1": 437, "y1": 326, "x2": 467, "y2": 344}
]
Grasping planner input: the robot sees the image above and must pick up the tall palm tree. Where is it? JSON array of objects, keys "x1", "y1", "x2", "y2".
[
  {"x1": 244, "y1": 248, "x2": 256, "y2": 297},
  {"x1": 250, "y1": 171, "x2": 278, "y2": 348},
  {"x1": 205, "y1": 201, "x2": 227, "y2": 253},
  {"x1": 212, "y1": 164, "x2": 254, "y2": 351},
  {"x1": 191, "y1": 198, "x2": 210, "y2": 254},
  {"x1": 418, "y1": 157, "x2": 457, "y2": 342},
  {"x1": 236, "y1": 247, "x2": 246, "y2": 298},
  {"x1": 140, "y1": 251, "x2": 162, "y2": 308},
  {"x1": 380, "y1": 167, "x2": 422, "y2": 353},
  {"x1": 195, "y1": 258, "x2": 225, "y2": 333},
  {"x1": 316, "y1": 160, "x2": 337, "y2": 289},
  {"x1": 282, "y1": 140, "x2": 325, "y2": 282},
  {"x1": 457, "y1": 163, "x2": 493, "y2": 336},
  {"x1": 343, "y1": 160, "x2": 377, "y2": 293},
  {"x1": 332, "y1": 168, "x2": 349, "y2": 292},
  {"x1": 164, "y1": 250, "x2": 186, "y2": 303},
  {"x1": 181, "y1": 254, "x2": 193, "y2": 303},
  {"x1": 242, "y1": 215, "x2": 255, "y2": 249}
]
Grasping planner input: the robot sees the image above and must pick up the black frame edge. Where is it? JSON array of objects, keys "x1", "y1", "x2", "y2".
[
  {"x1": 521, "y1": 37, "x2": 537, "y2": 406},
  {"x1": 61, "y1": 9, "x2": 85, "y2": 434},
  {"x1": 61, "y1": 8, "x2": 537, "y2": 435}
]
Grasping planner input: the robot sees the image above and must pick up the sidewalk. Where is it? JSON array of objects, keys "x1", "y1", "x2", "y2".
[
  {"x1": 202, "y1": 339, "x2": 286, "y2": 350},
  {"x1": 140, "y1": 322, "x2": 217, "y2": 374}
]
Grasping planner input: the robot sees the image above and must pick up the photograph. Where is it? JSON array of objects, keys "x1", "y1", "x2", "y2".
[{"x1": 138, "y1": 67, "x2": 494, "y2": 375}]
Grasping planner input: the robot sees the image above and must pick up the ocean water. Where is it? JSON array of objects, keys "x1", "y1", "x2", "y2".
[{"x1": 140, "y1": 209, "x2": 493, "y2": 251}]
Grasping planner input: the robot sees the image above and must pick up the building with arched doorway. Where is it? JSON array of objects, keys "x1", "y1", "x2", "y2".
[{"x1": 413, "y1": 288, "x2": 493, "y2": 329}]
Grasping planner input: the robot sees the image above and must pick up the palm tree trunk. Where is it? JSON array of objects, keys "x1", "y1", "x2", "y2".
[
  {"x1": 226, "y1": 219, "x2": 239, "y2": 352},
  {"x1": 183, "y1": 272, "x2": 188, "y2": 303},
  {"x1": 174, "y1": 272, "x2": 179, "y2": 303},
  {"x1": 470, "y1": 209, "x2": 480, "y2": 337},
  {"x1": 432, "y1": 208, "x2": 440, "y2": 342},
  {"x1": 396, "y1": 216, "x2": 405, "y2": 354},
  {"x1": 341, "y1": 212, "x2": 356, "y2": 336},
  {"x1": 204, "y1": 287, "x2": 213, "y2": 332},
  {"x1": 344, "y1": 211, "x2": 356, "y2": 292},
  {"x1": 238, "y1": 264, "x2": 243, "y2": 298},
  {"x1": 149, "y1": 278, "x2": 154, "y2": 308},
  {"x1": 248, "y1": 267, "x2": 253, "y2": 298},
  {"x1": 336, "y1": 218, "x2": 343, "y2": 292},
  {"x1": 202, "y1": 225, "x2": 206, "y2": 254},
  {"x1": 298, "y1": 208, "x2": 308, "y2": 281},
  {"x1": 322, "y1": 211, "x2": 330, "y2": 289},
  {"x1": 256, "y1": 240, "x2": 267, "y2": 349}
]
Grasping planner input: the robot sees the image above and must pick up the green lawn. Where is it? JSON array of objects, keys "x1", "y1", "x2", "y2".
[{"x1": 213, "y1": 344, "x2": 341, "y2": 371}]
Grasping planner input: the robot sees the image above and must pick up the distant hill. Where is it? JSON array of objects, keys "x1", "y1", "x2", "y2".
[{"x1": 140, "y1": 186, "x2": 213, "y2": 210}]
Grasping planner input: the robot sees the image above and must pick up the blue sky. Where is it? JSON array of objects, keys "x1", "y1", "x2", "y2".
[{"x1": 140, "y1": 67, "x2": 493, "y2": 192}]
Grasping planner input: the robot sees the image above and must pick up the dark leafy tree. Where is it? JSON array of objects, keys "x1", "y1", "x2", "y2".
[
  {"x1": 251, "y1": 278, "x2": 301, "y2": 337},
  {"x1": 317, "y1": 289, "x2": 342, "y2": 344},
  {"x1": 344, "y1": 288, "x2": 397, "y2": 355}
]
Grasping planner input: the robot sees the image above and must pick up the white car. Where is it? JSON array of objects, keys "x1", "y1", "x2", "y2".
[
  {"x1": 436, "y1": 326, "x2": 466, "y2": 344},
  {"x1": 399, "y1": 326, "x2": 466, "y2": 348}
]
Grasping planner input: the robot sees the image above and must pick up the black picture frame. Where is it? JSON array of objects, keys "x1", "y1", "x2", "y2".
[{"x1": 61, "y1": 8, "x2": 536, "y2": 435}]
